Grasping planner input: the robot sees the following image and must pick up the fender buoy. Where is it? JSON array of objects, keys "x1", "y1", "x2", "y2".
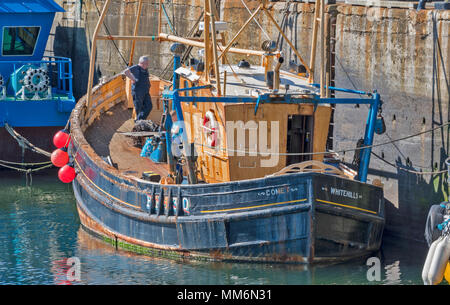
[
  {"x1": 58, "y1": 163, "x2": 77, "y2": 183},
  {"x1": 51, "y1": 147, "x2": 69, "y2": 167},
  {"x1": 202, "y1": 111, "x2": 218, "y2": 147},
  {"x1": 423, "y1": 235, "x2": 450, "y2": 285},
  {"x1": 423, "y1": 236, "x2": 443, "y2": 284},
  {"x1": 53, "y1": 129, "x2": 71, "y2": 149}
]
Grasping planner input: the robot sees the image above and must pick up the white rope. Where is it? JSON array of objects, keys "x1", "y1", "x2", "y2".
[{"x1": 240, "y1": 0, "x2": 271, "y2": 41}]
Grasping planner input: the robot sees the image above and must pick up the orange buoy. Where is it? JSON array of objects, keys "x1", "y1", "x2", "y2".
[
  {"x1": 53, "y1": 129, "x2": 71, "y2": 148},
  {"x1": 51, "y1": 147, "x2": 69, "y2": 167},
  {"x1": 58, "y1": 163, "x2": 76, "y2": 183}
]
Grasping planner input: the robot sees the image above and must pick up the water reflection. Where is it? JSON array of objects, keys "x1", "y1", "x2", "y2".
[{"x1": 73, "y1": 227, "x2": 426, "y2": 285}]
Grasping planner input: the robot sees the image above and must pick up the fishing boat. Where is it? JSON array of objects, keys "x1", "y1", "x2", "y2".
[
  {"x1": 0, "y1": 0, "x2": 74, "y2": 166},
  {"x1": 67, "y1": 0, "x2": 385, "y2": 263}
]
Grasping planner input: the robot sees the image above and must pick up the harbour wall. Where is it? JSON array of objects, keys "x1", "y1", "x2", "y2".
[{"x1": 47, "y1": 0, "x2": 450, "y2": 242}]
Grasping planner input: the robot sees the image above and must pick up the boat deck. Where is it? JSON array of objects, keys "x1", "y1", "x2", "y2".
[
  {"x1": 84, "y1": 66, "x2": 318, "y2": 182},
  {"x1": 218, "y1": 65, "x2": 318, "y2": 97},
  {"x1": 84, "y1": 103, "x2": 169, "y2": 179}
]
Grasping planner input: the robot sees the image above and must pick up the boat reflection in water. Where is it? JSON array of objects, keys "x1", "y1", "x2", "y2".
[{"x1": 75, "y1": 228, "x2": 425, "y2": 285}]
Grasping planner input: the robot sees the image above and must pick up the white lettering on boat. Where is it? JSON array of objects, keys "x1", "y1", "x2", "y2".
[
  {"x1": 257, "y1": 186, "x2": 298, "y2": 197},
  {"x1": 329, "y1": 187, "x2": 361, "y2": 199}
]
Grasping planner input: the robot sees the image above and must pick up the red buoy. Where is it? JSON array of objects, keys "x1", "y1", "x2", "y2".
[
  {"x1": 53, "y1": 129, "x2": 71, "y2": 148},
  {"x1": 58, "y1": 164, "x2": 76, "y2": 183},
  {"x1": 51, "y1": 147, "x2": 69, "y2": 167}
]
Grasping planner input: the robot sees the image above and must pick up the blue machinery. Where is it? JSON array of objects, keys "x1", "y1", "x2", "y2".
[
  {"x1": 161, "y1": 52, "x2": 383, "y2": 184},
  {"x1": 0, "y1": 0, "x2": 75, "y2": 128},
  {"x1": 0, "y1": 56, "x2": 75, "y2": 127}
]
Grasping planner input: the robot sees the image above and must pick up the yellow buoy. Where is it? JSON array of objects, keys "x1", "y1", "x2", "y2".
[{"x1": 445, "y1": 261, "x2": 450, "y2": 284}]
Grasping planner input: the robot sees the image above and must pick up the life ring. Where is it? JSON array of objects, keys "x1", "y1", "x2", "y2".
[
  {"x1": 202, "y1": 110, "x2": 219, "y2": 147},
  {"x1": 23, "y1": 68, "x2": 50, "y2": 93},
  {"x1": 182, "y1": 198, "x2": 190, "y2": 215}
]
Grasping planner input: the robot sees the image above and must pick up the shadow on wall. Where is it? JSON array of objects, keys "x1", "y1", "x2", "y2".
[
  {"x1": 53, "y1": 25, "x2": 100, "y2": 100},
  {"x1": 368, "y1": 15, "x2": 449, "y2": 242},
  {"x1": 337, "y1": 11, "x2": 450, "y2": 243},
  {"x1": 370, "y1": 149, "x2": 448, "y2": 244}
]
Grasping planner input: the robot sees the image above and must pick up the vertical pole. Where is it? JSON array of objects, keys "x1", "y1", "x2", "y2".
[
  {"x1": 129, "y1": 0, "x2": 143, "y2": 66},
  {"x1": 319, "y1": 0, "x2": 325, "y2": 98},
  {"x1": 309, "y1": 0, "x2": 320, "y2": 84},
  {"x1": 223, "y1": 70, "x2": 227, "y2": 96},
  {"x1": 165, "y1": 94, "x2": 176, "y2": 175},
  {"x1": 173, "y1": 54, "x2": 181, "y2": 93},
  {"x1": 204, "y1": 0, "x2": 211, "y2": 83},
  {"x1": 158, "y1": 0, "x2": 162, "y2": 37},
  {"x1": 68, "y1": 59, "x2": 73, "y2": 100},
  {"x1": 324, "y1": 13, "x2": 330, "y2": 98},
  {"x1": 86, "y1": 0, "x2": 112, "y2": 113},
  {"x1": 208, "y1": 0, "x2": 221, "y2": 96},
  {"x1": 358, "y1": 92, "x2": 380, "y2": 183}
]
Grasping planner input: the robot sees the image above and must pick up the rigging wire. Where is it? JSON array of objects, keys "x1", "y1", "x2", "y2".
[
  {"x1": 191, "y1": 120, "x2": 450, "y2": 158},
  {"x1": 92, "y1": 0, "x2": 128, "y2": 68},
  {"x1": 240, "y1": 0, "x2": 271, "y2": 40},
  {"x1": 370, "y1": 151, "x2": 447, "y2": 175},
  {"x1": 333, "y1": 51, "x2": 448, "y2": 172}
]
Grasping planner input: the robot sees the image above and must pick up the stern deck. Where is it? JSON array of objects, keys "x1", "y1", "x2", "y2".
[{"x1": 84, "y1": 103, "x2": 169, "y2": 179}]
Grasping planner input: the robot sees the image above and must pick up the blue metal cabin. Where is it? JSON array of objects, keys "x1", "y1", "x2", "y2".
[{"x1": 0, "y1": 0, "x2": 74, "y2": 127}]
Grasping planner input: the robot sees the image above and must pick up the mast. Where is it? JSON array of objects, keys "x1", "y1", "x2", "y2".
[
  {"x1": 85, "y1": 0, "x2": 319, "y2": 112},
  {"x1": 128, "y1": 0, "x2": 144, "y2": 66},
  {"x1": 86, "y1": 0, "x2": 111, "y2": 114},
  {"x1": 207, "y1": 0, "x2": 221, "y2": 96},
  {"x1": 309, "y1": 0, "x2": 320, "y2": 84}
]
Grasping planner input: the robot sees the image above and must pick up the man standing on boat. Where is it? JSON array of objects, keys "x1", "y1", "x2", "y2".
[{"x1": 123, "y1": 55, "x2": 153, "y2": 121}]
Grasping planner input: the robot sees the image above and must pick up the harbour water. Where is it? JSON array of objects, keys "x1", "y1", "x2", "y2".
[{"x1": 0, "y1": 170, "x2": 429, "y2": 285}]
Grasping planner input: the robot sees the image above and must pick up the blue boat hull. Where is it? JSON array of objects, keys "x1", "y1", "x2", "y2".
[{"x1": 71, "y1": 142, "x2": 385, "y2": 263}]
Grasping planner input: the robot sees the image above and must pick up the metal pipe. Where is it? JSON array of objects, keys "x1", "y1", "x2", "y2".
[
  {"x1": 273, "y1": 57, "x2": 284, "y2": 91},
  {"x1": 358, "y1": 92, "x2": 381, "y2": 182}
]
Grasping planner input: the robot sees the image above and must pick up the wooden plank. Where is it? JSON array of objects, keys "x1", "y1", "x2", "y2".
[
  {"x1": 344, "y1": 0, "x2": 418, "y2": 9},
  {"x1": 118, "y1": 131, "x2": 160, "y2": 137},
  {"x1": 312, "y1": 105, "x2": 332, "y2": 162},
  {"x1": 309, "y1": 0, "x2": 321, "y2": 84}
]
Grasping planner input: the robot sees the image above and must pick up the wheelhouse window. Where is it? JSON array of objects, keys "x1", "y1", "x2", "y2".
[{"x1": 2, "y1": 26, "x2": 40, "y2": 56}]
